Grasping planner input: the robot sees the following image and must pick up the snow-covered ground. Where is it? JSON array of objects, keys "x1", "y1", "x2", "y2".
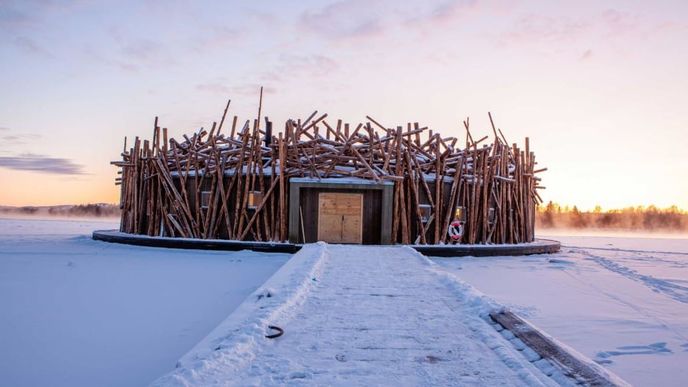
[
  {"x1": 434, "y1": 233, "x2": 688, "y2": 387},
  {"x1": 0, "y1": 218, "x2": 289, "y2": 387},
  {"x1": 2, "y1": 218, "x2": 684, "y2": 386}
]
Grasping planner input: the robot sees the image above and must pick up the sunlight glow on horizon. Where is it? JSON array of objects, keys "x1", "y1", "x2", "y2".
[{"x1": 1, "y1": 1, "x2": 687, "y2": 210}]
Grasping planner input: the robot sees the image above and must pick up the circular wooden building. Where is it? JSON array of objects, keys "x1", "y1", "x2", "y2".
[{"x1": 112, "y1": 102, "x2": 545, "y2": 246}]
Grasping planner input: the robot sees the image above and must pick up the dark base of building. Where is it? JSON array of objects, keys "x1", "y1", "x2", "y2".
[{"x1": 92, "y1": 230, "x2": 560, "y2": 257}]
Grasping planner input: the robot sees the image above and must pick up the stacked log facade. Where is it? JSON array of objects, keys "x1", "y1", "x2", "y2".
[{"x1": 113, "y1": 104, "x2": 545, "y2": 245}]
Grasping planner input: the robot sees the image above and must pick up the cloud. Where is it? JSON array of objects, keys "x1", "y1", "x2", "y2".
[
  {"x1": 260, "y1": 54, "x2": 339, "y2": 83},
  {"x1": 201, "y1": 54, "x2": 339, "y2": 97},
  {"x1": 298, "y1": 0, "x2": 481, "y2": 42},
  {"x1": 299, "y1": 0, "x2": 384, "y2": 40},
  {"x1": 0, "y1": 153, "x2": 86, "y2": 175},
  {"x1": 580, "y1": 49, "x2": 593, "y2": 60},
  {"x1": 191, "y1": 26, "x2": 243, "y2": 53},
  {"x1": 196, "y1": 80, "x2": 276, "y2": 97},
  {"x1": 1, "y1": 0, "x2": 82, "y2": 31},
  {"x1": 3, "y1": 133, "x2": 41, "y2": 145},
  {"x1": 119, "y1": 38, "x2": 158, "y2": 60},
  {"x1": 112, "y1": 37, "x2": 173, "y2": 72},
  {"x1": 402, "y1": 0, "x2": 480, "y2": 38},
  {"x1": 83, "y1": 28, "x2": 175, "y2": 73},
  {"x1": 413, "y1": 0, "x2": 478, "y2": 25},
  {"x1": 245, "y1": 53, "x2": 347, "y2": 97},
  {"x1": 279, "y1": 54, "x2": 338, "y2": 77},
  {"x1": 600, "y1": 9, "x2": 638, "y2": 37},
  {"x1": 196, "y1": 81, "x2": 276, "y2": 97},
  {"x1": 196, "y1": 82, "x2": 232, "y2": 94},
  {"x1": 245, "y1": 8, "x2": 276, "y2": 25},
  {"x1": 0, "y1": 4, "x2": 32, "y2": 30},
  {"x1": 231, "y1": 84, "x2": 277, "y2": 97},
  {"x1": 13, "y1": 36, "x2": 53, "y2": 57},
  {"x1": 498, "y1": 8, "x2": 674, "y2": 50},
  {"x1": 499, "y1": 14, "x2": 591, "y2": 46},
  {"x1": 0, "y1": 127, "x2": 9, "y2": 131}
]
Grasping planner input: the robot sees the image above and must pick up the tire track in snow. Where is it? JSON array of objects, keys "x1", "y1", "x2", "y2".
[
  {"x1": 558, "y1": 259, "x2": 688, "y2": 347},
  {"x1": 575, "y1": 249, "x2": 688, "y2": 304},
  {"x1": 595, "y1": 342, "x2": 672, "y2": 365},
  {"x1": 562, "y1": 245, "x2": 688, "y2": 257}
]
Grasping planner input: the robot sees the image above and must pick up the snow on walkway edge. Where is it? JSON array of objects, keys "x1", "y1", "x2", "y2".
[
  {"x1": 406, "y1": 247, "x2": 629, "y2": 387},
  {"x1": 151, "y1": 243, "x2": 329, "y2": 386}
]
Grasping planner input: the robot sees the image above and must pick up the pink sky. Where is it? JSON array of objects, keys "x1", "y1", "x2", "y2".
[{"x1": 1, "y1": 0, "x2": 686, "y2": 210}]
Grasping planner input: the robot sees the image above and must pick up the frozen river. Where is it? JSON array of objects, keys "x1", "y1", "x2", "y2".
[
  {"x1": 0, "y1": 218, "x2": 289, "y2": 387},
  {"x1": 1, "y1": 218, "x2": 685, "y2": 386}
]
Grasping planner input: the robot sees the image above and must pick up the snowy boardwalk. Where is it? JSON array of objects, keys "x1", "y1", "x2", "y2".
[{"x1": 159, "y1": 244, "x2": 558, "y2": 386}]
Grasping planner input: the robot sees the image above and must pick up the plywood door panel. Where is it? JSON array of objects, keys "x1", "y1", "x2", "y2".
[{"x1": 318, "y1": 192, "x2": 363, "y2": 244}]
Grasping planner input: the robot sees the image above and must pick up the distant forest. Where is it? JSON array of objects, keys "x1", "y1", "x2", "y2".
[
  {"x1": 3, "y1": 202, "x2": 688, "y2": 232},
  {"x1": 0, "y1": 204, "x2": 121, "y2": 218},
  {"x1": 536, "y1": 202, "x2": 688, "y2": 232}
]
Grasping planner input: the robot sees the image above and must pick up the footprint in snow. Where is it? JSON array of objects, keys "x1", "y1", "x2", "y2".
[
  {"x1": 548, "y1": 258, "x2": 574, "y2": 266},
  {"x1": 547, "y1": 258, "x2": 575, "y2": 269},
  {"x1": 416, "y1": 355, "x2": 443, "y2": 364},
  {"x1": 288, "y1": 371, "x2": 309, "y2": 379},
  {"x1": 256, "y1": 288, "x2": 274, "y2": 301},
  {"x1": 595, "y1": 342, "x2": 672, "y2": 364}
]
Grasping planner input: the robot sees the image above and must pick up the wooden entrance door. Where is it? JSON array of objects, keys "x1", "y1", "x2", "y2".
[{"x1": 317, "y1": 192, "x2": 363, "y2": 244}]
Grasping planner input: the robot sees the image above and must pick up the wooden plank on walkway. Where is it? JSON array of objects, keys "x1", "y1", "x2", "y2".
[{"x1": 490, "y1": 310, "x2": 619, "y2": 387}]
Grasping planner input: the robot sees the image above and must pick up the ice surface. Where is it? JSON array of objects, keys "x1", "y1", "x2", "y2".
[
  {"x1": 0, "y1": 217, "x2": 289, "y2": 387},
  {"x1": 3, "y1": 218, "x2": 670, "y2": 386},
  {"x1": 434, "y1": 234, "x2": 688, "y2": 387}
]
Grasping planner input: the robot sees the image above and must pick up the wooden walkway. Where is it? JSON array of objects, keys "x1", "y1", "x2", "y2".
[{"x1": 156, "y1": 244, "x2": 622, "y2": 386}]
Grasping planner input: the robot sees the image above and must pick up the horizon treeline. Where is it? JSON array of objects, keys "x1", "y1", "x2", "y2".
[
  {"x1": 0, "y1": 204, "x2": 120, "y2": 218},
  {"x1": 537, "y1": 202, "x2": 688, "y2": 232},
  {"x1": 3, "y1": 202, "x2": 688, "y2": 233}
]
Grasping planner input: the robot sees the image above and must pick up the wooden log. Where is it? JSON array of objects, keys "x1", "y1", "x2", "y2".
[
  {"x1": 279, "y1": 134, "x2": 287, "y2": 241},
  {"x1": 239, "y1": 177, "x2": 280, "y2": 240},
  {"x1": 217, "y1": 99, "x2": 231, "y2": 135},
  {"x1": 404, "y1": 149, "x2": 426, "y2": 244}
]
